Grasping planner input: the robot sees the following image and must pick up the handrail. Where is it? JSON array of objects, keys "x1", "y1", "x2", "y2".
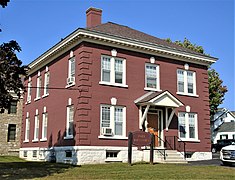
[
  {"x1": 165, "y1": 136, "x2": 186, "y2": 159},
  {"x1": 154, "y1": 134, "x2": 166, "y2": 160}
]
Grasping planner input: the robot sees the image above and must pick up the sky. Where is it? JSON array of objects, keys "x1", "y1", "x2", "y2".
[{"x1": 0, "y1": 0, "x2": 234, "y2": 110}]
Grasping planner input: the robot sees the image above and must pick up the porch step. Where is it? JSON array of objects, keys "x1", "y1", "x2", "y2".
[{"x1": 156, "y1": 150, "x2": 187, "y2": 164}]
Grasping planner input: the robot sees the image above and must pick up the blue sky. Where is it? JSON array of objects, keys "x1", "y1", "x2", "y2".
[{"x1": 1, "y1": 0, "x2": 234, "y2": 110}]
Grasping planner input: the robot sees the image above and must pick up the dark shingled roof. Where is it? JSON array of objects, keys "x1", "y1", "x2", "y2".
[
  {"x1": 217, "y1": 122, "x2": 235, "y2": 132},
  {"x1": 87, "y1": 22, "x2": 207, "y2": 57}
]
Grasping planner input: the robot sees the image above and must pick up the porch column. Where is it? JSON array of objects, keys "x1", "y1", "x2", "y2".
[{"x1": 140, "y1": 104, "x2": 150, "y2": 130}]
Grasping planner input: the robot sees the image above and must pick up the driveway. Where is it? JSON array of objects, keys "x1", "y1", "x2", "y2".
[{"x1": 188, "y1": 153, "x2": 235, "y2": 167}]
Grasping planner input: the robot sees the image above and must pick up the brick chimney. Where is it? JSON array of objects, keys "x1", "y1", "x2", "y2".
[{"x1": 86, "y1": 7, "x2": 102, "y2": 28}]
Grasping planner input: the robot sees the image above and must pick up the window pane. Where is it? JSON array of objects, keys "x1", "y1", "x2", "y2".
[
  {"x1": 45, "y1": 73, "x2": 49, "y2": 95},
  {"x1": 189, "y1": 114, "x2": 195, "y2": 138},
  {"x1": 177, "y1": 70, "x2": 184, "y2": 93},
  {"x1": 68, "y1": 106, "x2": 74, "y2": 136},
  {"x1": 115, "y1": 60, "x2": 123, "y2": 84},
  {"x1": 102, "y1": 57, "x2": 111, "y2": 82},
  {"x1": 101, "y1": 106, "x2": 110, "y2": 128},
  {"x1": 43, "y1": 113, "x2": 48, "y2": 138},
  {"x1": 8, "y1": 101, "x2": 17, "y2": 114},
  {"x1": 187, "y1": 72, "x2": 194, "y2": 94},
  {"x1": 70, "y1": 59, "x2": 75, "y2": 77},
  {"x1": 178, "y1": 113, "x2": 186, "y2": 138},
  {"x1": 146, "y1": 65, "x2": 157, "y2": 88},
  {"x1": 115, "y1": 107, "x2": 123, "y2": 135},
  {"x1": 8, "y1": 124, "x2": 16, "y2": 141},
  {"x1": 36, "y1": 77, "x2": 41, "y2": 98},
  {"x1": 26, "y1": 118, "x2": 30, "y2": 140}
]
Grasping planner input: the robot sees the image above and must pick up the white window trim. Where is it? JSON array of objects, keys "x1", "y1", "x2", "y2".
[
  {"x1": 64, "y1": 103, "x2": 74, "y2": 139},
  {"x1": 26, "y1": 80, "x2": 32, "y2": 103},
  {"x1": 100, "y1": 104, "x2": 127, "y2": 139},
  {"x1": 33, "y1": 112, "x2": 39, "y2": 142},
  {"x1": 24, "y1": 113, "x2": 30, "y2": 143},
  {"x1": 100, "y1": 55, "x2": 127, "y2": 88},
  {"x1": 43, "y1": 71, "x2": 50, "y2": 97},
  {"x1": 178, "y1": 112, "x2": 199, "y2": 142},
  {"x1": 40, "y1": 112, "x2": 48, "y2": 141},
  {"x1": 177, "y1": 69, "x2": 198, "y2": 97},
  {"x1": 35, "y1": 76, "x2": 42, "y2": 101},
  {"x1": 66, "y1": 57, "x2": 76, "y2": 86},
  {"x1": 145, "y1": 63, "x2": 161, "y2": 91}
]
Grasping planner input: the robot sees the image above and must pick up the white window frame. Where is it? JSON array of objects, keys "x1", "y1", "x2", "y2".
[
  {"x1": 99, "y1": 104, "x2": 127, "y2": 139},
  {"x1": 40, "y1": 112, "x2": 48, "y2": 141},
  {"x1": 99, "y1": 55, "x2": 127, "y2": 88},
  {"x1": 35, "y1": 76, "x2": 42, "y2": 100},
  {"x1": 66, "y1": 57, "x2": 75, "y2": 87},
  {"x1": 33, "y1": 113, "x2": 39, "y2": 142},
  {"x1": 65, "y1": 105, "x2": 74, "y2": 139},
  {"x1": 177, "y1": 69, "x2": 198, "y2": 97},
  {"x1": 144, "y1": 63, "x2": 161, "y2": 91},
  {"x1": 24, "y1": 113, "x2": 30, "y2": 142},
  {"x1": 178, "y1": 112, "x2": 199, "y2": 142},
  {"x1": 27, "y1": 80, "x2": 32, "y2": 103},
  {"x1": 43, "y1": 72, "x2": 50, "y2": 97}
]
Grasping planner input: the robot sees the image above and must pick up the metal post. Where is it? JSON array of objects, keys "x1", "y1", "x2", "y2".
[
  {"x1": 150, "y1": 134, "x2": 154, "y2": 165},
  {"x1": 128, "y1": 132, "x2": 133, "y2": 165},
  {"x1": 174, "y1": 136, "x2": 176, "y2": 150}
]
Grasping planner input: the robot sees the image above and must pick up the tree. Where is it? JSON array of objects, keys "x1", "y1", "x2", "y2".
[
  {"x1": 165, "y1": 38, "x2": 227, "y2": 115},
  {"x1": 0, "y1": 40, "x2": 28, "y2": 112},
  {"x1": 0, "y1": 0, "x2": 10, "y2": 8}
]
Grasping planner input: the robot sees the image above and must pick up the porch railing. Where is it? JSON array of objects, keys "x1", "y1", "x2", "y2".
[
  {"x1": 153, "y1": 135, "x2": 166, "y2": 160},
  {"x1": 165, "y1": 136, "x2": 186, "y2": 159}
]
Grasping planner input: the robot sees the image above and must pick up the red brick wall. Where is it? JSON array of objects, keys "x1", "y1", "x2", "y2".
[{"x1": 21, "y1": 42, "x2": 211, "y2": 152}]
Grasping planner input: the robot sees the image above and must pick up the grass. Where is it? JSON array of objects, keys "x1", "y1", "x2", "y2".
[{"x1": 0, "y1": 156, "x2": 234, "y2": 179}]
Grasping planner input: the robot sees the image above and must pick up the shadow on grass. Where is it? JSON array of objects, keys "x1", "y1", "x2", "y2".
[{"x1": 0, "y1": 161, "x2": 75, "y2": 179}]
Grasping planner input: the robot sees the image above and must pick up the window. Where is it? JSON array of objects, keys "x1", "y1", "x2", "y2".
[
  {"x1": 33, "y1": 114, "x2": 39, "y2": 141},
  {"x1": 67, "y1": 57, "x2": 75, "y2": 85},
  {"x1": 100, "y1": 105, "x2": 126, "y2": 137},
  {"x1": 25, "y1": 115, "x2": 30, "y2": 142},
  {"x1": 43, "y1": 72, "x2": 50, "y2": 96},
  {"x1": 106, "y1": 151, "x2": 118, "y2": 158},
  {"x1": 178, "y1": 112, "x2": 198, "y2": 141},
  {"x1": 145, "y1": 64, "x2": 160, "y2": 90},
  {"x1": 66, "y1": 105, "x2": 74, "y2": 138},
  {"x1": 41, "y1": 112, "x2": 48, "y2": 140},
  {"x1": 27, "y1": 80, "x2": 32, "y2": 102},
  {"x1": 177, "y1": 69, "x2": 197, "y2": 96},
  {"x1": 8, "y1": 101, "x2": 17, "y2": 114},
  {"x1": 23, "y1": 150, "x2": 28, "y2": 157},
  {"x1": 220, "y1": 134, "x2": 228, "y2": 140},
  {"x1": 100, "y1": 55, "x2": 127, "y2": 87},
  {"x1": 33, "y1": 150, "x2": 37, "y2": 158},
  {"x1": 7, "y1": 124, "x2": 16, "y2": 142},
  {"x1": 36, "y1": 76, "x2": 42, "y2": 99},
  {"x1": 233, "y1": 134, "x2": 235, "y2": 139},
  {"x1": 65, "y1": 150, "x2": 72, "y2": 158}
]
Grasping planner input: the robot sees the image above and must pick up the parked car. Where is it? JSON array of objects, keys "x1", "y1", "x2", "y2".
[
  {"x1": 220, "y1": 142, "x2": 235, "y2": 166},
  {"x1": 211, "y1": 139, "x2": 235, "y2": 153}
]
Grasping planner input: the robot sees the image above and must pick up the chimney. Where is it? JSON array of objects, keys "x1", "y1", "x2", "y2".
[{"x1": 86, "y1": 7, "x2": 102, "y2": 28}]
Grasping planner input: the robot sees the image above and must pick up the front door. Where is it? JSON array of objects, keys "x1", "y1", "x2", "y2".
[{"x1": 147, "y1": 113, "x2": 159, "y2": 147}]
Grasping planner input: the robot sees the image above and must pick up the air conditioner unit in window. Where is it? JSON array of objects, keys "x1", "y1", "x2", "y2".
[
  {"x1": 67, "y1": 77, "x2": 75, "y2": 84},
  {"x1": 102, "y1": 127, "x2": 113, "y2": 136}
]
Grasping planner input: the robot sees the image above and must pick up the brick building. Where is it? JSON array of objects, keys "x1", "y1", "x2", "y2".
[{"x1": 20, "y1": 8, "x2": 217, "y2": 164}]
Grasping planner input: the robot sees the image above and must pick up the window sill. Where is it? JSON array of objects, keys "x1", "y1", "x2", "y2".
[
  {"x1": 42, "y1": 94, "x2": 49, "y2": 98},
  {"x1": 144, "y1": 87, "x2": 162, "y2": 92},
  {"x1": 179, "y1": 139, "x2": 200, "y2": 142},
  {"x1": 98, "y1": 135, "x2": 128, "y2": 140},
  {"x1": 176, "y1": 92, "x2": 199, "y2": 97},
  {"x1": 40, "y1": 138, "x2": 47, "y2": 142},
  {"x1": 34, "y1": 97, "x2": 41, "y2": 101},
  {"x1": 23, "y1": 140, "x2": 29, "y2": 143},
  {"x1": 64, "y1": 136, "x2": 74, "y2": 140},
  {"x1": 32, "y1": 139, "x2": 39, "y2": 142},
  {"x1": 25, "y1": 101, "x2": 31, "y2": 105},
  {"x1": 65, "y1": 83, "x2": 75, "y2": 88},
  {"x1": 105, "y1": 158, "x2": 122, "y2": 162},
  {"x1": 99, "y1": 81, "x2": 128, "y2": 88}
]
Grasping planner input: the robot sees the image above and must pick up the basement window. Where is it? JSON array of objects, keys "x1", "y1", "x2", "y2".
[
  {"x1": 106, "y1": 151, "x2": 119, "y2": 158},
  {"x1": 33, "y1": 150, "x2": 37, "y2": 158},
  {"x1": 65, "y1": 150, "x2": 72, "y2": 158},
  {"x1": 23, "y1": 151, "x2": 27, "y2": 157}
]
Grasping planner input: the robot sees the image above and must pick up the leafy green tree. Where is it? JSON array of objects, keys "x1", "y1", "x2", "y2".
[
  {"x1": 165, "y1": 38, "x2": 227, "y2": 115},
  {"x1": 0, "y1": 0, "x2": 10, "y2": 8},
  {"x1": 0, "y1": 40, "x2": 28, "y2": 112}
]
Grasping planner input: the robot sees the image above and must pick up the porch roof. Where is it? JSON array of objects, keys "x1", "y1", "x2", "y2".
[{"x1": 134, "y1": 90, "x2": 184, "y2": 108}]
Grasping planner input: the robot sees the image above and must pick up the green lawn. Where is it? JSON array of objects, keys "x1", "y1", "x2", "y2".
[{"x1": 0, "y1": 156, "x2": 234, "y2": 179}]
